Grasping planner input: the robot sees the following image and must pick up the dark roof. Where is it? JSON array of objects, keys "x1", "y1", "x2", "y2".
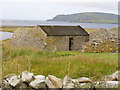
[{"x1": 39, "y1": 25, "x2": 89, "y2": 36}]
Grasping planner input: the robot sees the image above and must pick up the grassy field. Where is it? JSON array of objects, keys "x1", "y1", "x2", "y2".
[
  {"x1": 1, "y1": 27, "x2": 118, "y2": 80},
  {"x1": 2, "y1": 44, "x2": 118, "y2": 80}
]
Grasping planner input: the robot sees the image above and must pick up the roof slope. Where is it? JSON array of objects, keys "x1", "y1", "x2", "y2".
[{"x1": 39, "y1": 25, "x2": 89, "y2": 36}]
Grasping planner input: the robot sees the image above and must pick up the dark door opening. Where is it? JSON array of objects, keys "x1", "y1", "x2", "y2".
[{"x1": 69, "y1": 38, "x2": 74, "y2": 51}]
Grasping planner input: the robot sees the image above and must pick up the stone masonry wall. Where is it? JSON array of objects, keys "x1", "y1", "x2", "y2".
[
  {"x1": 45, "y1": 36, "x2": 89, "y2": 51},
  {"x1": 11, "y1": 27, "x2": 47, "y2": 50}
]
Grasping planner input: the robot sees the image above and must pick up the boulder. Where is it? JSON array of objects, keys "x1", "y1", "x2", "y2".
[
  {"x1": 77, "y1": 77, "x2": 92, "y2": 83},
  {"x1": 94, "y1": 81, "x2": 119, "y2": 88},
  {"x1": 29, "y1": 80, "x2": 46, "y2": 89},
  {"x1": 34, "y1": 75, "x2": 45, "y2": 80},
  {"x1": 45, "y1": 75, "x2": 62, "y2": 88},
  {"x1": 8, "y1": 75, "x2": 21, "y2": 87},
  {"x1": 21, "y1": 71, "x2": 34, "y2": 83},
  {"x1": 101, "y1": 75, "x2": 116, "y2": 81},
  {"x1": 63, "y1": 76, "x2": 73, "y2": 86},
  {"x1": 112, "y1": 71, "x2": 119, "y2": 81},
  {"x1": 63, "y1": 83, "x2": 74, "y2": 88},
  {"x1": 3, "y1": 74, "x2": 16, "y2": 82},
  {"x1": 45, "y1": 77, "x2": 56, "y2": 88},
  {"x1": 77, "y1": 83, "x2": 93, "y2": 88},
  {"x1": 20, "y1": 82, "x2": 30, "y2": 89},
  {"x1": 0, "y1": 79, "x2": 12, "y2": 88}
]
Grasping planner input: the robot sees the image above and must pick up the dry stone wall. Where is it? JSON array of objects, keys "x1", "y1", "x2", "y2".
[
  {"x1": 0, "y1": 71, "x2": 119, "y2": 89},
  {"x1": 83, "y1": 27, "x2": 118, "y2": 53},
  {"x1": 46, "y1": 36, "x2": 89, "y2": 51}
]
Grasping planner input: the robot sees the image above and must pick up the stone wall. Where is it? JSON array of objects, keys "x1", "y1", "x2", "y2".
[
  {"x1": 11, "y1": 27, "x2": 89, "y2": 51},
  {"x1": 0, "y1": 71, "x2": 119, "y2": 89},
  {"x1": 82, "y1": 27, "x2": 118, "y2": 53},
  {"x1": 46, "y1": 36, "x2": 89, "y2": 51},
  {"x1": 11, "y1": 27, "x2": 47, "y2": 50}
]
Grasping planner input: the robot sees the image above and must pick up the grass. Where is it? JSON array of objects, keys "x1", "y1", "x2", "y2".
[
  {"x1": 2, "y1": 45, "x2": 118, "y2": 80},
  {"x1": 0, "y1": 27, "x2": 18, "y2": 32}
]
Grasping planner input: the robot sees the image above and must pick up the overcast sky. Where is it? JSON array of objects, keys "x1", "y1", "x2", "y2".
[{"x1": 0, "y1": 0, "x2": 119, "y2": 20}]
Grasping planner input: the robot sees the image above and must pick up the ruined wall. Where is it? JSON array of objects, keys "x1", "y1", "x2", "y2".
[
  {"x1": 11, "y1": 27, "x2": 47, "y2": 50},
  {"x1": 45, "y1": 36, "x2": 89, "y2": 51}
]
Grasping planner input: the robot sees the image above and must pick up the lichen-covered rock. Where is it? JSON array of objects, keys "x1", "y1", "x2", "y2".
[
  {"x1": 94, "y1": 81, "x2": 119, "y2": 88},
  {"x1": 29, "y1": 80, "x2": 46, "y2": 89},
  {"x1": 77, "y1": 77, "x2": 92, "y2": 83},
  {"x1": 21, "y1": 71, "x2": 34, "y2": 83},
  {"x1": 45, "y1": 75, "x2": 62, "y2": 88},
  {"x1": 8, "y1": 75, "x2": 21, "y2": 87}
]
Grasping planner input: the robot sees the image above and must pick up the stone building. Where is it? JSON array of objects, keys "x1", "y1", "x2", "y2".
[{"x1": 11, "y1": 25, "x2": 89, "y2": 51}]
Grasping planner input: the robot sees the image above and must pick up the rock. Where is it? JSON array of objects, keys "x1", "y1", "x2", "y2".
[
  {"x1": 45, "y1": 77, "x2": 55, "y2": 88},
  {"x1": 45, "y1": 75, "x2": 62, "y2": 88},
  {"x1": 8, "y1": 75, "x2": 21, "y2": 87},
  {"x1": 77, "y1": 77, "x2": 92, "y2": 83},
  {"x1": 20, "y1": 82, "x2": 30, "y2": 89},
  {"x1": 71, "y1": 79, "x2": 79, "y2": 88},
  {"x1": 94, "y1": 81, "x2": 119, "y2": 88},
  {"x1": 3, "y1": 74, "x2": 16, "y2": 82},
  {"x1": 77, "y1": 83, "x2": 93, "y2": 88},
  {"x1": 35, "y1": 75, "x2": 45, "y2": 80},
  {"x1": 21, "y1": 71, "x2": 34, "y2": 83},
  {"x1": 0, "y1": 79, "x2": 12, "y2": 88},
  {"x1": 63, "y1": 83, "x2": 74, "y2": 88},
  {"x1": 63, "y1": 76, "x2": 72, "y2": 86},
  {"x1": 29, "y1": 79, "x2": 46, "y2": 89},
  {"x1": 101, "y1": 75, "x2": 116, "y2": 81},
  {"x1": 29, "y1": 75, "x2": 46, "y2": 89},
  {"x1": 112, "y1": 71, "x2": 119, "y2": 80}
]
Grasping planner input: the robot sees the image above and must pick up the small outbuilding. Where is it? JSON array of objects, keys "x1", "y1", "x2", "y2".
[{"x1": 11, "y1": 25, "x2": 89, "y2": 51}]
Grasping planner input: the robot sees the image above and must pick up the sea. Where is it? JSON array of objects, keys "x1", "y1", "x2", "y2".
[{"x1": 0, "y1": 20, "x2": 118, "y2": 40}]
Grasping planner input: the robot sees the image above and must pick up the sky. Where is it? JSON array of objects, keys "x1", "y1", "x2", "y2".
[{"x1": 0, "y1": 0, "x2": 119, "y2": 20}]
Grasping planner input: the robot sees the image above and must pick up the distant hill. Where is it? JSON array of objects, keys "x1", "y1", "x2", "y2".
[{"x1": 47, "y1": 12, "x2": 118, "y2": 23}]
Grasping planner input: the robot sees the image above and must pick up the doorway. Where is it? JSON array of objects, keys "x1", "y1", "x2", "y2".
[{"x1": 69, "y1": 38, "x2": 74, "y2": 51}]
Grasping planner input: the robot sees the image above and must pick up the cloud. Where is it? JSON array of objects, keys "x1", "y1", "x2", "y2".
[{"x1": 1, "y1": 1, "x2": 118, "y2": 20}]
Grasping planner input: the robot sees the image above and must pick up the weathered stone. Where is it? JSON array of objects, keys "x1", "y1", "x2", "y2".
[
  {"x1": 8, "y1": 75, "x2": 21, "y2": 87},
  {"x1": 94, "y1": 81, "x2": 119, "y2": 88},
  {"x1": 45, "y1": 77, "x2": 55, "y2": 88},
  {"x1": 20, "y1": 82, "x2": 30, "y2": 89},
  {"x1": 63, "y1": 76, "x2": 72, "y2": 86},
  {"x1": 45, "y1": 75, "x2": 62, "y2": 88},
  {"x1": 29, "y1": 79, "x2": 46, "y2": 89},
  {"x1": 0, "y1": 79, "x2": 12, "y2": 88},
  {"x1": 77, "y1": 83, "x2": 93, "y2": 88},
  {"x1": 112, "y1": 71, "x2": 119, "y2": 80},
  {"x1": 101, "y1": 75, "x2": 116, "y2": 81},
  {"x1": 71, "y1": 79, "x2": 79, "y2": 88},
  {"x1": 3, "y1": 74, "x2": 16, "y2": 82},
  {"x1": 21, "y1": 71, "x2": 34, "y2": 83},
  {"x1": 63, "y1": 83, "x2": 74, "y2": 88},
  {"x1": 77, "y1": 77, "x2": 92, "y2": 83},
  {"x1": 34, "y1": 75, "x2": 45, "y2": 80},
  {"x1": 29, "y1": 75, "x2": 46, "y2": 88}
]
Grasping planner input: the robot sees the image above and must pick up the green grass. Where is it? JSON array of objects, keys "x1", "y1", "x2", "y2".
[{"x1": 2, "y1": 46, "x2": 118, "y2": 80}]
